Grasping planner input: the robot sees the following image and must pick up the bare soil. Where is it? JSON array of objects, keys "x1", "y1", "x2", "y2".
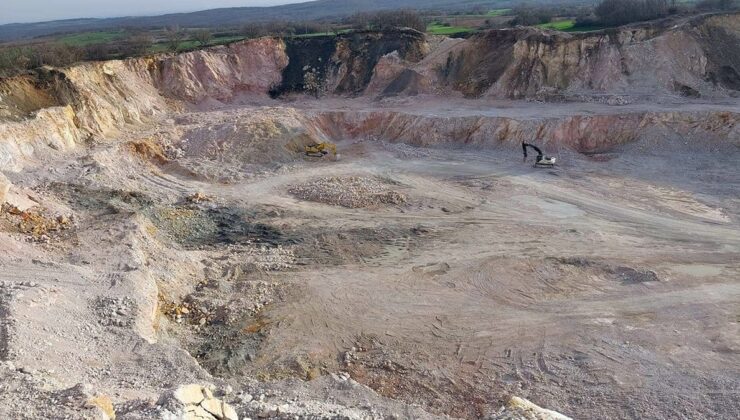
[{"x1": 0, "y1": 98, "x2": 738, "y2": 419}]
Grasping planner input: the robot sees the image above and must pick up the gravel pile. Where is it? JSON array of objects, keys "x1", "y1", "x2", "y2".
[
  {"x1": 242, "y1": 244, "x2": 294, "y2": 271},
  {"x1": 289, "y1": 176, "x2": 406, "y2": 208},
  {"x1": 91, "y1": 297, "x2": 138, "y2": 328}
]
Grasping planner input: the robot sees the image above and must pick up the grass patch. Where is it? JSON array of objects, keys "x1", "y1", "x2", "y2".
[
  {"x1": 538, "y1": 19, "x2": 576, "y2": 31},
  {"x1": 148, "y1": 35, "x2": 246, "y2": 53},
  {"x1": 293, "y1": 29, "x2": 351, "y2": 38},
  {"x1": 538, "y1": 19, "x2": 606, "y2": 32},
  {"x1": 427, "y1": 24, "x2": 474, "y2": 35},
  {"x1": 487, "y1": 8, "x2": 511, "y2": 16},
  {"x1": 59, "y1": 30, "x2": 125, "y2": 46}
]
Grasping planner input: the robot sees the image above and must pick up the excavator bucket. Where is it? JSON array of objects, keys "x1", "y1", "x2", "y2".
[{"x1": 535, "y1": 157, "x2": 556, "y2": 167}]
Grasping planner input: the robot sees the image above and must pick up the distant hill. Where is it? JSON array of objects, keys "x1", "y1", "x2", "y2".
[{"x1": 0, "y1": 0, "x2": 562, "y2": 41}]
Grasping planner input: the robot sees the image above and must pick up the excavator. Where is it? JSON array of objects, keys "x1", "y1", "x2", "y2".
[
  {"x1": 522, "y1": 142, "x2": 556, "y2": 167},
  {"x1": 305, "y1": 142, "x2": 338, "y2": 159}
]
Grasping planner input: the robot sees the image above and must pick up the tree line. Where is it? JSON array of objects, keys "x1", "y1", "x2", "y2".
[{"x1": 510, "y1": 0, "x2": 737, "y2": 29}]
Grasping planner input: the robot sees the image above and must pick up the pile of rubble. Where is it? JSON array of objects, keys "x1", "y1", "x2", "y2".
[
  {"x1": 1, "y1": 204, "x2": 74, "y2": 243},
  {"x1": 159, "y1": 384, "x2": 238, "y2": 420},
  {"x1": 91, "y1": 296, "x2": 139, "y2": 328},
  {"x1": 240, "y1": 244, "x2": 294, "y2": 271},
  {"x1": 289, "y1": 176, "x2": 406, "y2": 208},
  {"x1": 115, "y1": 384, "x2": 239, "y2": 420}
]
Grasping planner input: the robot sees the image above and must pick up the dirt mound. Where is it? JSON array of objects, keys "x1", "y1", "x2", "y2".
[
  {"x1": 174, "y1": 107, "x2": 328, "y2": 180},
  {"x1": 126, "y1": 139, "x2": 169, "y2": 165},
  {"x1": 289, "y1": 176, "x2": 407, "y2": 208}
]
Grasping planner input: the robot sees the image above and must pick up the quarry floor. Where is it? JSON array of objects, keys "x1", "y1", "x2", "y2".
[{"x1": 1, "y1": 99, "x2": 739, "y2": 419}]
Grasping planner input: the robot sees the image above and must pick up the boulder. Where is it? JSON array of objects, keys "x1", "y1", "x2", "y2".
[
  {"x1": 160, "y1": 384, "x2": 238, "y2": 420},
  {"x1": 505, "y1": 396, "x2": 572, "y2": 420},
  {"x1": 173, "y1": 384, "x2": 208, "y2": 406}
]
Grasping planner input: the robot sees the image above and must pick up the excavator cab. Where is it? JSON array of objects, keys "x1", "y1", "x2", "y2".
[
  {"x1": 305, "y1": 142, "x2": 337, "y2": 158},
  {"x1": 522, "y1": 142, "x2": 556, "y2": 167}
]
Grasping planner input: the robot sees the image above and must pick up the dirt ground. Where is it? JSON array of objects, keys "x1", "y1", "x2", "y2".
[{"x1": 0, "y1": 98, "x2": 738, "y2": 419}]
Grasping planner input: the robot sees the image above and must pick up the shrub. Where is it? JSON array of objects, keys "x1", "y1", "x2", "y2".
[
  {"x1": 0, "y1": 47, "x2": 32, "y2": 76},
  {"x1": 164, "y1": 26, "x2": 186, "y2": 52},
  {"x1": 510, "y1": 8, "x2": 555, "y2": 26},
  {"x1": 122, "y1": 33, "x2": 152, "y2": 56},
  {"x1": 348, "y1": 10, "x2": 426, "y2": 32},
  {"x1": 595, "y1": 0, "x2": 670, "y2": 27},
  {"x1": 192, "y1": 29, "x2": 213, "y2": 46}
]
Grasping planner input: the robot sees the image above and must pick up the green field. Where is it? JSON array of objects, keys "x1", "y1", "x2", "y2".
[
  {"x1": 59, "y1": 30, "x2": 125, "y2": 46},
  {"x1": 426, "y1": 23, "x2": 474, "y2": 35},
  {"x1": 486, "y1": 8, "x2": 511, "y2": 16},
  {"x1": 538, "y1": 19, "x2": 606, "y2": 32},
  {"x1": 538, "y1": 19, "x2": 577, "y2": 30},
  {"x1": 148, "y1": 35, "x2": 246, "y2": 53},
  {"x1": 294, "y1": 29, "x2": 351, "y2": 38},
  {"x1": 431, "y1": 9, "x2": 512, "y2": 19}
]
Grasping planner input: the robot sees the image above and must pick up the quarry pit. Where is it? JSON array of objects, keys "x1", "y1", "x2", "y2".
[{"x1": 0, "y1": 13, "x2": 739, "y2": 420}]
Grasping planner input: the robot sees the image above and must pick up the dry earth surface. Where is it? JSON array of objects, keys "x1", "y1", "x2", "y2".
[{"x1": 0, "y1": 13, "x2": 739, "y2": 420}]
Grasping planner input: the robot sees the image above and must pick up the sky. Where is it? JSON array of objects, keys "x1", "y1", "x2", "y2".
[{"x1": 1, "y1": 0, "x2": 311, "y2": 25}]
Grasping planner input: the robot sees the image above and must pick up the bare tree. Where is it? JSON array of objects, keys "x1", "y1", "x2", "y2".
[
  {"x1": 164, "y1": 26, "x2": 186, "y2": 52},
  {"x1": 242, "y1": 23, "x2": 262, "y2": 38},
  {"x1": 124, "y1": 33, "x2": 152, "y2": 56},
  {"x1": 348, "y1": 10, "x2": 426, "y2": 32},
  {"x1": 192, "y1": 29, "x2": 213, "y2": 46},
  {"x1": 510, "y1": 8, "x2": 554, "y2": 26},
  {"x1": 0, "y1": 47, "x2": 32, "y2": 76},
  {"x1": 595, "y1": 0, "x2": 670, "y2": 27}
]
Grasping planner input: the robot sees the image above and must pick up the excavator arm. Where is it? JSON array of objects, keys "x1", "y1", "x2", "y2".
[
  {"x1": 522, "y1": 143, "x2": 544, "y2": 162},
  {"x1": 522, "y1": 142, "x2": 556, "y2": 167}
]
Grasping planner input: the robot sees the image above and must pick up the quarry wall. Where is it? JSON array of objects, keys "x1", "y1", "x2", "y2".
[{"x1": 0, "y1": 13, "x2": 737, "y2": 169}]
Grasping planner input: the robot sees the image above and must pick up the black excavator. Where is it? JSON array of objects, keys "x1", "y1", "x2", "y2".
[{"x1": 522, "y1": 142, "x2": 556, "y2": 167}]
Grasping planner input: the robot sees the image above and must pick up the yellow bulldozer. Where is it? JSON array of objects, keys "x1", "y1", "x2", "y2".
[{"x1": 305, "y1": 142, "x2": 338, "y2": 158}]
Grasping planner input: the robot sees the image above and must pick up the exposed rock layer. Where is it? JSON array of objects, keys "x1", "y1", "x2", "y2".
[
  {"x1": 0, "y1": 13, "x2": 738, "y2": 169},
  {"x1": 430, "y1": 13, "x2": 740, "y2": 98},
  {"x1": 309, "y1": 108, "x2": 739, "y2": 153}
]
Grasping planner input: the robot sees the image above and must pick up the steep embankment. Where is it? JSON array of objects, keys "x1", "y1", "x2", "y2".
[
  {"x1": 307, "y1": 104, "x2": 739, "y2": 153},
  {"x1": 0, "y1": 14, "x2": 739, "y2": 170},
  {"x1": 271, "y1": 29, "x2": 427, "y2": 96},
  {"x1": 379, "y1": 13, "x2": 740, "y2": 100},
  {"x1": 0, "y1": 38, "x2": 288, "y2": 170}
]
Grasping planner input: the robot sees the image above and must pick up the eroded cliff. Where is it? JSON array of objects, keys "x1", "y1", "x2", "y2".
[{"x1": 0, "y1": 13, "x2": 738, "y2": 171}]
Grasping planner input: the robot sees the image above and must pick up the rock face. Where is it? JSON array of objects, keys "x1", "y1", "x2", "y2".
[
  {"x1": 156, "y1": 38, "x2": 288, "y2": 103},
  {"x1": 0, "y1": 14, "x2": 738, "y2": 169},
  {"x1": 309, "y1": 107, "x2": 739, "y2": 153},
  {"x1": 402, "y1": 13, "x2": 740, "y2": 99},
  {"x1": 0, "y1": 105, "x2": 83, "y2": 170},
  {"x1": 271, "y1": 29, "x2": 427, "y2": 97},
  {"x1": 0, "y1": 37, "x2": 287, "y2": 169}
]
